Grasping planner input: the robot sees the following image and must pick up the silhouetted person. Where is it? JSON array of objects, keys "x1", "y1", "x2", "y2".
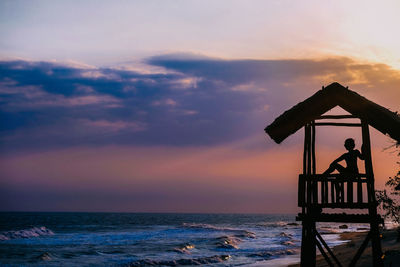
[{"x1": 323, "y1": 138, "x2": 364, "y2": 175}]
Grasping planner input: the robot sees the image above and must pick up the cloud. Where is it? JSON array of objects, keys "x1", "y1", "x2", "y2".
[
  {"x1": 0, "y1": 55, "x2": 399, "y2": 153},
  {"x1": 148, "y1": 54, "x2": 400, "y2": 105},
  {"x1": 182, "y1": 110, "x2": 198, "y2": 115},
  {"x1": 81, "y1": 119, "x2": 146, "y2": 133},
  {"x1": 1, "y1": 54, "x2": 399, "y2": 212},
  {"x1": 151, "y1": 98, "x2": 177, "y2": 107}
]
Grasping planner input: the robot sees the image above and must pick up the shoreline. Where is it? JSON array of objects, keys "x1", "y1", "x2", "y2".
[{"x1": 288, "y1": 229, "x2": 400, "y2": 267}]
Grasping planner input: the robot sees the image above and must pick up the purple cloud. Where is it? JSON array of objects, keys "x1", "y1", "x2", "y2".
[{"x1": 0, "y1": 56, "x2": 399, "y2": 153}]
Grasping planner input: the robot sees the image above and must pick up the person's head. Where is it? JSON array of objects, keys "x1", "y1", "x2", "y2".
[{"x1": 344, "y1": 138, "x2": 355, "y2": 151}]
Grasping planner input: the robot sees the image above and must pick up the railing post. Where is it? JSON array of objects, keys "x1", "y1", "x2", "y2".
[
  {"x1": 340, "y1": 179, "x2": 345, "y2": 203},
  {"x1": 347, "y1": 177, "x2": 353, "y2": 204},
  {"x1": 357, "y1": 177, "x2": 363, "y2": 204},
  {"x1": 335, "y1": 179, "x2": 340, "y2": 203},
  {"x1": 321, "y1": 177, "x2": 325, "y2": 204},
  {"x1": 324, "y1": 180, "x2": 328, "y2": 204}
]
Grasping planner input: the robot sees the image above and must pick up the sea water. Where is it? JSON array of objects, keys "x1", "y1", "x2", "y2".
[{"x1": 0, "y1": 212, "x2": 368, "y2": 266}]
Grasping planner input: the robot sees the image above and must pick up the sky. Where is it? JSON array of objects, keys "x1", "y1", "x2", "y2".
[{"x1": 0, "y1": 0, "x2": 399, "y2": 213}]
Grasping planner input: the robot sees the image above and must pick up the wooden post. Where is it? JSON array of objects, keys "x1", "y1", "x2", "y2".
[
  {"x1": 361, "y1": 121, "x2": 383, "y2": 266},
  {"x1": 307, "y1": 124, "x2": 312, "y2": 176},
  {"x1": 301, "y1": 124, "x2": 307, "y2": 215},
  {"x1": 300, "y1": 124, "x2": 316, "y2": 267},
  {"x1": 311, "y1": 122, "x2": 318, "y2": 204},
  {"x1": 301, "y1": 217, "x2": 316, "y2": 267},
  {"x1": 311, "y1": 121, "x2": 316, "y2": 175},
  {"x1": 305, "y1": 125, "x2": 312, "y2": 206},
  {"x1": 298, "y1": 175, "x2": 305, "y2": 206}
]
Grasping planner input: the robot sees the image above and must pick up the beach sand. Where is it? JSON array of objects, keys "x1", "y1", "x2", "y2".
[{"x1": 289, "y1": 229, "x2": 400, "y2": 267}]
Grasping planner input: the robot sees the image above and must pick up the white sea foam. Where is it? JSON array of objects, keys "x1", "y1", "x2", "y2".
[
  {"x1": 182, "y1": 222, "x2": 236, "y2": 231},
  {"x1": 126, "y1": 254, "x2": 231, "y2": 266},
  {"x1": 0, "y1": 226, "x2": 54, "y2": 240},
  {"x1": 182, "y1": 222, "x2": 256, "y2": 238},
  {"x1": 173, "y1": 243, "x2": 195, "y2": 254},
  {"x1": 215, "y1": 235, "x2": 242, "y2": 249},
  {"x1": 247, "y1": 254, "x2": 300, "y2": 267},
  {"x1": 257, "y1": 221, "x2": 300, "y2": 228},
  {"x1": 384, "y1": 220, "x2": 399, "y2": 230}
]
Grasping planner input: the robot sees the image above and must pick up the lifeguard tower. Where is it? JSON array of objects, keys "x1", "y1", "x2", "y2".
[{"x1": 265, "y1": 82, "x2": 400, "y2": 267}]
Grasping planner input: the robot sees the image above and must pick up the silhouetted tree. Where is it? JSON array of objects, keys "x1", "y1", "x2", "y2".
[{"x1": 376, "y1": 142, "x2": 400, "y2": 236}]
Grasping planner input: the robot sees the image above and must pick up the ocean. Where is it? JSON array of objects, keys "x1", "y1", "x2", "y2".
[{"x1": 0, "y1": 212, "x2": 368, "y2": 266}]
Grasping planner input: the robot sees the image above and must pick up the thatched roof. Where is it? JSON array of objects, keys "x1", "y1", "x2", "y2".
[{"x1": 265, "y1": 82, "x2": 400, "y2": 144}]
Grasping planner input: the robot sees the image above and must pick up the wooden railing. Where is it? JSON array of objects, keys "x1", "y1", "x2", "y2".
[{"x1": 298, "y1": 174, "x2": 371, "y2": 209}]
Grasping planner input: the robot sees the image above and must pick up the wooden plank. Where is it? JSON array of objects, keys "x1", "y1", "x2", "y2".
[
  {"x1": 349, "y1": 232, "x2": 371, "y2": 267},
  {"x1": 297, "y1": 213, "x2": 384, "y2": 223},
  {"x1": 306, "y1": 173, "x2": 367, "y2": 179},
  {"x1": 316, "y1": 238, "x2": 334, "y2": 267},
  {"x1": 298, "y1": 202, "x2": 370, "y2": 209},
  {"x1": 317, "y1": 115, "x2": 357, "y2": 119},
  {"x1": 314, "y1": 122, "x2": 362, "y2": 127},
  {"x1": 316, "y1": 230, "x2": 342, "y2": 267}
]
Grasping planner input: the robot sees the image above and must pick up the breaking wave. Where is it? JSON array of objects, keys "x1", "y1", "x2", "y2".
[
  {"x1": 256, "y1": 221, "x2": 300, "y2": 228},
  {"x1": 125, "y1": 255, "x2": 231, "y2": 266},
  {"x1": 36, "y1": 252, "x2": 53, "y2": 261},
  {"x1": 248, "y1": 248, "x2": 299, "y2": 259},
  {"x1": 277, "y1": 232, "x2": 293, "y2": 239},
  {"x1": 173, "y1": 243, "x2": 195, "y2": 254},
  {"x1": 182, "y1": 223, "x2": 256, "y2": 238},
  {"x1": 0, "y1": 226, "x2": 54, "y2": 240},
  {"x1": 215, "y1": 235, "x2": 242, "y2": 249}
]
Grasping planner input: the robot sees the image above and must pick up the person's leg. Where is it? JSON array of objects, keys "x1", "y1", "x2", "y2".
[
  {"x1": 335, "y1": 164, "x2": 346, "y2": 202},
  {"x1": 335, "y1": 164, "x2": 346, "y2": 174},
  {"x1": 324, "y1": 163, "x2": 346, "y2": 202},
  {"x1": 323, "y1": 162, "x2": 345, "y2": 174}
]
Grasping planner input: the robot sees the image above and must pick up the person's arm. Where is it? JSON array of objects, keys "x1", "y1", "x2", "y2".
[
  {"x1": 333, "y1": 153, "x2": 346, "y2": 164},
  {"x1": 358, "y1": 145, "x2": 366, "y2": 160}
]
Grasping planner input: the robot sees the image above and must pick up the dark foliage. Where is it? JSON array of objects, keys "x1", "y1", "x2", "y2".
[{"x1": 376, "y1": 143, "x2": 400, "y2": 224}]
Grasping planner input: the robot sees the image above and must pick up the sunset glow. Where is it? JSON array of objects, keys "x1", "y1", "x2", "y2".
[{"x1": 0, "y1": 1, "x2": 399, "y2": 213}]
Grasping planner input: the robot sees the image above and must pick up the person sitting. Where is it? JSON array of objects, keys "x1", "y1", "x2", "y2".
[
  {"x1": 323, "y1": 138, "x2": 364, "y2": 175},
  {"x1": 323, "y1": 138, "x2": 364, "y2": 202}
]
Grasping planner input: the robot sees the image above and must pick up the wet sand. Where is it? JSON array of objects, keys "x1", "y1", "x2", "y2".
[{"x1": 289, "y1": 229, "x2": 400, "y2": 266}]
